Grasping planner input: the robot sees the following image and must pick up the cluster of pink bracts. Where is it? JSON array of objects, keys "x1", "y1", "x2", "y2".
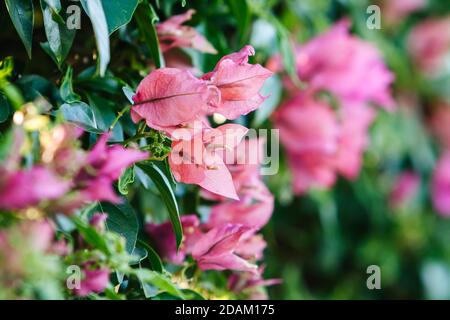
[
  {"x1": 0, "y1": 126, "x2": 148, "y2": 212},
  {"x1": 132, "y1": 42, "x2": 276, "y2": 297},
  {"x1": 269, "y1": 20, "x2": 395, "y2": 194}
]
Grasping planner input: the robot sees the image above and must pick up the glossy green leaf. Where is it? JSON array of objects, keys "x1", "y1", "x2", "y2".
[
  {"x1": 81, "y1": 0, "x2": 110, "y2": 76},
  {"x1": 72, "y1": 216, "x2": 110, "y2": 254},
  {"x1": 60, "y1": 102, "x2": 101, "y2": 133},
  {"x1": 0, "y1": 95, "x2": 11, "y2": 123},
  {"x1": 101, "y1": 0, "x2": 139, "y2": 34},
  {"x1": 60, "y1": 67, "x2": 80, "y2": 103},
  {"x1": 122, "y1": 86, "x2": 135, "y2": 104},
  {"x1": 99, "y1": 200, "x2": 139, "y2": 254},
  {"x1": 137, "y1": 162, "x2": 182, "y2": 249},
  {"x1": 5, "y1": 0, "x2": 34, "y2": 58},
  {"x1": 40, "y1": 0, "x2": 75, "y2": 67},
  {"x1": 134, "y1": 269, "x2": 183, "y2": 298},
  {"x1": 135, "y1": 2, "x2": 165, "y2": 68},
  {"x1": 137, "y1": 239, "x2": 163, "y2": 273},
  {"x1": 227, "y1": 0, "x2": 251, "y2": 45},
  {"x1": 118, "y1": 166, "x2": 135, "y2": 195}
]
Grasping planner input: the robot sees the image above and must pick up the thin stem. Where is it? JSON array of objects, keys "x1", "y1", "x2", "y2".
[{"x1": 110, "y1": 105, "x2": 131, "y2": 131}]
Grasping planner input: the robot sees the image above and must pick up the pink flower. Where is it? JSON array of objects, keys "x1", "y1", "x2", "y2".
[
  {"x1": 73, "y1": 267, "x2": 110, "y2": 297},
  {"x1": 269, "y1": 20, "x2": 394, "y2": 110},
  {"x1": 89, "y1": 213, "x2": 108, "y2": 233},
  {"x1": 429, "y1": 102, "x2": 450, "y2": 149},
  {"x1": 228, "y1": 266, "x2": 281, "y2": 299},
  {"x1": 157, "y1": 9, "x2": 217, "y2": 54},
  {"x1": 383, "y1": 0, "x2": 427, "y2": 24},
  {"x1": 234, "y1": 234, "x2": 267, "y2": 261},
  {"x1": 389, "y1": 171, "x2": 421, "y2": 208},
  {"x1": 169, "y1": 123, "x2": 248, "y2": 200},
  {"x1": 287, "y1": 151, "x2": 337, "y2": 194},
  {"x1": 202, "y1": 46, "x2": 273, "y2": 119},
  {"x1": 131, "y1": 68, "x2": 220, "y2": 132},
  {"x1": 432, "y1": 153, "x2": 450, "y2": 216},
  {"x1": 273, "y1": 93, "x2": 376, "y2": 193},
  {"x1": 0, "y1": 220, "x2": 56, "y2": 274},
  {"x1": 273, "y1": 92, "x2": 339, "y2": 155},
  {"x1": 207, "y1": 187, "x2": 273, "y2": 231},
  {"x1": 273, "y1": 92, "x2": 339, "y2": 193},
  {"x1": 192, "y1": 224, "x2": 258, "y2": 273},
  {"x1": 300, "y1": 20, "x2": 394, "y2": 109},
  {"x1": 334, "y1": 103, "x2": 375, "y2": 179},
  {"x1": 74, "y1": 134, "x2": 148, "y2": 204},
  {"x1": 408, "y1": 17, "x2": 450, "y2": 74},
  {"x1": 145, "y1": 215, "x2": 201, "y2": 265},
  {"x1": 0, "y1": 166, "x2": 71, "y2": 210}
]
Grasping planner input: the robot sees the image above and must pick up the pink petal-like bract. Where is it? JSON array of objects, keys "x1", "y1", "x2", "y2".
[
  {"x1": 131, "y1": 68, "x2": 219, "y2": 131},
  {"x1": 0, "y1": 166, "x2": 71, "y2": 210},
  {"x1": 157, "y1": 9, "x2": 217, "y2": 54},
  {"x1": 146, "y1": 215, "x2": 201, "y2": 264},
  {"x1": 192, "y1": 224, "x2": 258, "y2": 272},
  {"x1": 73, "y1": 268, "x2": 110, "y2": 297},
  {"x1": 204, "y1": 46, "x2": 273, "y2": 119}
]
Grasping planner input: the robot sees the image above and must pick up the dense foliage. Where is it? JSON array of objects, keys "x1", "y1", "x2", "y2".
[{"x1": 1, "y1": 0, "x2": 450, "y2": 300}]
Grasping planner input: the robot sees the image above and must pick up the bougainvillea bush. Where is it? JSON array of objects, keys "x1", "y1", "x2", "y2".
[{"x1": 1, "y1": 0, "x2": 450, "y2": 300}]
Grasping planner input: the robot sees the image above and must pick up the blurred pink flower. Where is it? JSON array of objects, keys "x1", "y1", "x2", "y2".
[
  {"x1": 0, "y1": 166, "x2": 71, "y2": 210},
  {"x1": 169, "y1": 123, "x2": 248, "y2": 200},
  {"x1": 408, "y1": 17, "x2": 450, "y2": 74},
  {"x1": 389, "y1": 171, "x2": 421, "y2": 208},
  {"x1": 89, "y1": 213, "x2": 108, "y2": 233},
  {"x1": 74, "y1": 134, "x2": 148, "y2": 204},
  {"x1": 273, "y1": 92, "x2": 339, "y2": 193},
  {"x1": 268, "y1": 20, "x2": 395, "y2": 110},
  {"x1": 192, "y1": 224, "x2": 258, "y2": 272},
  {"x1": 432, "y1": 153, "x2": 450, "y2": 217},
  {"x1": 297, "y1": 20, "x2": 394, "y2": 109},
  {"x1": 429, "y1": 103, "x2": 450, "y2": 149},
  {"x1": 157, "y1": 9, "x2": 217, "y2": 54},
  {"x1": 202, "y1": 46, "x2": 273, "y2": 119},
  {"x1": 228, "y1": 266, "x2": 281, "y2": 299},
  {"x1": 334, "y1": 103, "x2": 376, "y2": 179},
  {"x1": 382, "y1": 0, "x2": 426, "y2": 24},
  {"x1": 273, "y1": 92, "x2": 339, "y2": 155},
  {"x1": 131, "y1": 68, "x2": 220, "y2": 132},
  {"x1": 0, "y1": 220, "x2": 56, "y2": 273},
  {"x1": 73, "y1": 267, "x2": 110, "y2": 297},
  {"x1": 146, "y1": 215, "x2": 201, "y2": 265}
]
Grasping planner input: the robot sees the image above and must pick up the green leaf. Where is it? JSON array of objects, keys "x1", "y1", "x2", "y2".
[
  {"x1": 86, "y1": 93, "x2": 124, "y2": 141},
  {"x1": 227, "y1": 0, "x2": 251, "y2": 45},
  {"x1": 101, "y1": 0, "x2": 139, "y2": 34},
  {"x1": 135, "y1": 2, "x2": 165, "y2": 68},
  {"x1": 134, "y1": 269, "x2": 183, "y2": 298},
  {"x1": 0, "y1": 95, "x2": 12, "y2": 123},
  {"x1": 252, "y1": 74, "x2": 282, "y2": 127},
  {"x1": 59, "y1": 102, "x2": 101, "y2": 133},
  {"x1": 99, "y1": 200, "x2": 139, "y2": 254},
  {"x1": 122, "y1": 86, "x2": 135, "y2": 104},
  {"x1": 81, "y1": 0, "x2": 110, "y2": 76},
  {"x1": 40, "y1": 0, "x2": 75, "y2": 67},
  {"x1": 60, "y1": 66, "x2": 81, "y2": 103},
  {"x1": 137, "y1": 239, "x2": 163, "y2": 273},
  {"x1": 5, "y1": 0, "x2": 34, "y2": 58},
  {"x1": 118, "y1": 166, "x2": 135, "y2": 195},
  {"x1": 276, "y1": 26, "x2": 302, "y2": 88},
  {"x1": 72, "y1": 216, "x2": 110, "y2": 254},
  {"x1": 137, "y1": 162, "x2": 182, "y2": 249}
]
